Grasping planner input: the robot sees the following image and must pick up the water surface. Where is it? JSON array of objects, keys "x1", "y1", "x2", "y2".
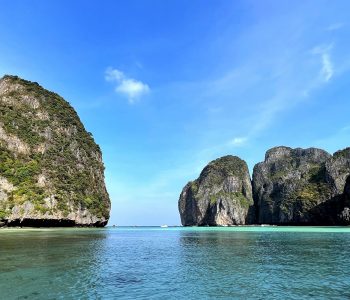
[{"x1": 0, "y1": 226, "x2": 349, "y2": 299}]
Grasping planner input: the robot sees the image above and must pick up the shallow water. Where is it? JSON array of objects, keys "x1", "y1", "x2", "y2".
[{"x1": 0, "y1": 226, "x2": 350, "y2": 299}]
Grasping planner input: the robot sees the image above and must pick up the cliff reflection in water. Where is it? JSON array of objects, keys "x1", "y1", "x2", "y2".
[{"x1": 177, "y1": 228, "x2": 350, "y2": 299}]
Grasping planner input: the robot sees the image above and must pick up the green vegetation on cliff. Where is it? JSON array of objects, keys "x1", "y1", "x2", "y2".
[
  {"x1": 179, "y1": 155, "x2": 254, "y2": 226},
  {"x1": 199, "y1": 155, "x2": 248, "y2": 188},
  {"x1": 209, "y1": 192, "x2": 250, "y2": 209},
  {"x1": 0, "y1": 75, "x2": 110, "y2": 224}
]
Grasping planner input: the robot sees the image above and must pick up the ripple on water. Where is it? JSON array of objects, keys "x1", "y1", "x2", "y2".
[{"x1": 0, "y1": 227, "x2": 350, "y2": 299}]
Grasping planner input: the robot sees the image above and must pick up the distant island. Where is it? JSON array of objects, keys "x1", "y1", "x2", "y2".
[
  {"x1": 179, "y1": 147, "x2": 350, "y2": 226},
  {"x1": 0, "y1": 75, "x2": 110, "y2": 227}
]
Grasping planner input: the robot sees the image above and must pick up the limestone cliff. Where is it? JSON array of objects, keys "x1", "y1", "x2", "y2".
[
  {"x1": 179, "y1": 146, "x2": 350, "y2": 226},
  {"x1": 325, "y1": 148, "x2": 350, "y2": 197},
  {"x1": 252, "y1": 147, "x2": 332, "y2": 224},
  {"x1": 339, "y1": 175, "x2": 350, "y2": 224},
  {"x1": 178, "y1": 155, "x2": 254, "y2": 226},
  {"x1": 252, "y1": 146, "x2": 350, "y2": 225},
  {"x1": 0, "y1": 75, "x2": 110, "y2": 226}
]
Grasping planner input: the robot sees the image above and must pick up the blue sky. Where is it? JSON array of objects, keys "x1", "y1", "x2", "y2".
[{"x1": 1, "y1": 0, "x2": 350, "y2": 225}]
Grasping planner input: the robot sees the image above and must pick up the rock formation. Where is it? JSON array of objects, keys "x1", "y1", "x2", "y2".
[
  {"x1": 178, "y1": 155, "x2": 254, "y2": 226},
  {"x1": 325, "y1": 148, "x2": 350, "y2": 197},
  {"x1": 179, "y1": 146, "x2": 350, "y2": 226},
  {"x1": 0, "y1": 75, "x2": 110, "y2": 227},
  {"x1": 338, "y1": 175, "x2": 350, "y2": 224},
  {"x1": 252, "y1": 146, "x2": 335, "y2": 225}
]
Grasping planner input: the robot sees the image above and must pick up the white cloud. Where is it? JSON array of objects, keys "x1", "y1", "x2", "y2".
[
  {"x1": 312, "y1": 44, "x2": 334, "y2": 82},
  {"x1": 321, "y1": 53, "x2": 333, "y2": 82},
  {"x1": 229, "y1": 137, "x2": 248, "y2": 147},
  {"x1": 105, "y1": 67, "x2": 150, "y2": 104},
  {"x1": 219, "y1": 44, "x2": 336, "y2": 147},
  {"x1": 327, "y1": 23, "x2": 344, "y2": 31},
  {"x1": 105, "y1": 68, "x2": 124, "y2": 81}
]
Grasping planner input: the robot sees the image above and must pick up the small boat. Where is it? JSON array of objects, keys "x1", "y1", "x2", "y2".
[{"x1": 160, "y1": 225, "x2": 168, "y2": 228}]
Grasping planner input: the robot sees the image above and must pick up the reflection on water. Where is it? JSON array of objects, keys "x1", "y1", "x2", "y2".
[
  {"x1": 0, "y1": 227, "x2": 350, "y2": 299},
  {"x1": 178, "y1": 230, "x2": 350, "y2": 299}
]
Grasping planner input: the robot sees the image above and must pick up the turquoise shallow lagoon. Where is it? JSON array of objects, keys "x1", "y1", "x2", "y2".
[{"x1": 1, "y1": 226, "x2": 350, "y2": 299}]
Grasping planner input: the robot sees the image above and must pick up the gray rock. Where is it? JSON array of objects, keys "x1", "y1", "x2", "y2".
[
  {"x1": 252, "y1": 146, "x2": 333, "y2": 224},
  {"x1": 178, "y1": 155, "x2": 254, "y2": 226},
  {"x1": 344, "y1": 175, "x2": 350, "y2": 205},
  {"x1": 325, "y1": 148, "x2": 350, "y2": 196},
  {"x1": 0, "y1": 75, "x2": 110, "y2": 227},
  {"x1": 179, "y1": 146, "x2": 350, "y2": 226},
  {"x1": 338, "y1": 175, "x2": 350, "y2": 224}
]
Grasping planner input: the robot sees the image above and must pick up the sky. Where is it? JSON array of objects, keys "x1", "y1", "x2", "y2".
[{"x1": 1, "y1": 0, "x2": 350, "y2": 225}]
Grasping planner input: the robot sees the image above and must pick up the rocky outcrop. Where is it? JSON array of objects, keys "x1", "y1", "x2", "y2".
[
  {"x1": 252, "y1": 146, "x2": 350, "y2": 225},
  {"x1": 178, "y1": 155, "x2": 254, "y2": 226},
  {"x1": 179, "y1": 146, "x2": 350, "y2": 226},
  {"x1": 252, "y1": 147, "x2": 335, "y2": 225},
  {"x1": 344, "y1": 176, "x2": 350, "y2": 206},
  {"x1": 325, "y1": 148, "x2": 350, "y2": 197},
  {"x1": 0, "y1": 75, "x2": 110, "y2": 227},
  {"x1": 338, "y1": 175, "x2": 350, "y2": 224}
]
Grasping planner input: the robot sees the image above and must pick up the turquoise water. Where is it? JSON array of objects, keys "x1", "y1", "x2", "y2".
[{"x1": 1, "y1": 227, "x2": 350, "y2": 299}]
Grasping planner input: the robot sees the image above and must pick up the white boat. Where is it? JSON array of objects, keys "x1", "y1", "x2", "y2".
[{"x1": 160, "y1": 225, "x2": 168, "y2": 228}]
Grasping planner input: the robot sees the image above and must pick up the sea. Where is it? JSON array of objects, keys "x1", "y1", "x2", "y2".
[{"x1": 0, "y1": 226, "x2": 349, "y2": 299}]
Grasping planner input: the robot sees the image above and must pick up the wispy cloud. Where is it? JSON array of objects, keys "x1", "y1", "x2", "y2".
[
  {"x1": 321, "y1": 53, "x2": 333, "y2": 82},
  {"x1": 211, "y1": 43, "x2": 337, "y2": 151},
  {"x1": 314, "y1": 125, "x2": 350, "y2": 153},
  {"x1": 105, "y1": 67, "x2": 150, "y2": 104},
  {"x1": 327, "y1": 23, "x2": 344, "y2": 31},
  {"x1": 312, "y1": 44, "x2": 334, "y2": 82},
  {"x1": 163, "y1": 40, "x2": 339, "y2": 162},
  {"x1": 229, "y1": 137, "x2": 248, "y2": 147}
]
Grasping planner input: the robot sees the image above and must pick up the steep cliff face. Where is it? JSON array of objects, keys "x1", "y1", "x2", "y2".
[
  {"x1": 344, "y1": 175, "x2": 350, "y2": 204},
  {"x1": 179, "y1": 146, "x2": 350, "y2": 226},
  {"x1": 325, "y1": 148, "x2": 350, "y2": 196},
  {"x1": 252, "y1": 146, "x2": 350, "y2": 225},
  {"x1": 323, "y1": 148, "x2": 350, "y2": 224},
  {"x1": 339, "y1": 175, "x2": 350, "y2": 224},
  {"x1": 178, "y1": 155, "x2": 254, "y2": 226},
  {"x1": 0, "y1": 75, "x2": 110, "y2": 226}
]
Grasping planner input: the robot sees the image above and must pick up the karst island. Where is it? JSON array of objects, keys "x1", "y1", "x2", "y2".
[
  {"x1": 179, "y1": 148, "x2": 350, "y2": 226},
  {"x1": 0, "y1": 75, "x2": 110, "y2": 227}
]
